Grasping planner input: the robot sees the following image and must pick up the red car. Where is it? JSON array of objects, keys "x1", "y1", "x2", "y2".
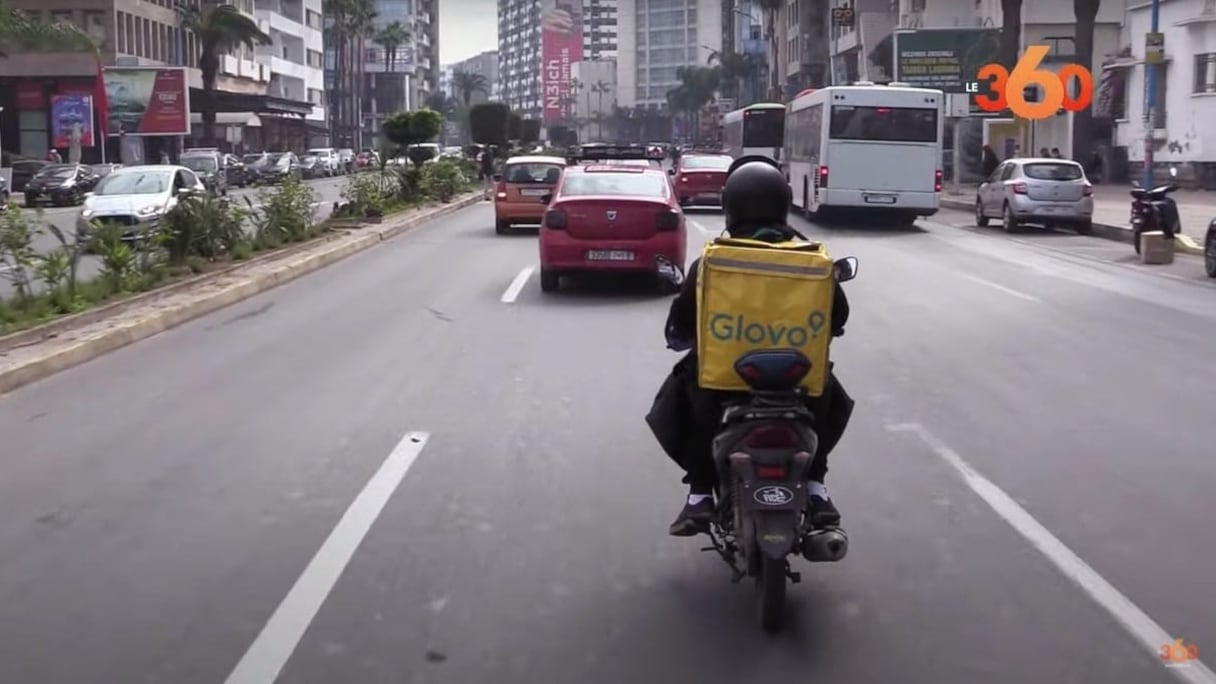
[
  {"x1": 670, "y1": 152, "x2": 732, "y2": 207},
  {"x1": 538, "y1": 161, "x2": 686, "y2": 293}
]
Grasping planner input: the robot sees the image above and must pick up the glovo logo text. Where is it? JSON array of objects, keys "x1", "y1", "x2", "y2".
[
  {"x1": 967, "y1": 45, "x2": 1093, "y2": 120},
  {"x1": 708, "y1": 311, "x2": 827, "y2": 347}
]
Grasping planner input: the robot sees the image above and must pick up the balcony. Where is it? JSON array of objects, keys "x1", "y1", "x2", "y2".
[{"x1": 221, "y1": 54, "x2": 271, "y2": 82}]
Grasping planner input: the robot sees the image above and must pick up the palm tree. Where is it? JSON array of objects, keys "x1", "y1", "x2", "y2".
[
  {"x1": 1, "y1": 0, "x2": 94, "y2": 56},
  {"x1": 1070, "y1": 0, "x2": 1100, "y2": 160},
  {"x1": 708, "y1": 50, "x2": 765, "y2": 105},
  {"x1": 424, "y1": 91, "x2": 456, "y2": 120},
  {"x1": 324, "y1": 0, "x2": 375, "y2": 147},
  {"x1": 668, "y1": 66, "x2": 718, "y2": 141},
  {"x1": 451, "y1": 70, "x2": 489, "y2": 108},
  {"x1": 180, "y1": 3, "x2": 272, "y2": 147},
  {"x1": 375, "y1": 20, "x2": 410, "y2": 113},
  {"x1": 590, "y1": 80, "x2": 612, "y2": 139}
]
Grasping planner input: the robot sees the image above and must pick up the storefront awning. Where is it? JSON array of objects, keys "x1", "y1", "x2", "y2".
[
  {"x1": 190, "y1": 112, "x2": 263, "y2": 127},
  {"x1": 188, "y1": 89, "x2": 313, "y2": 117}
]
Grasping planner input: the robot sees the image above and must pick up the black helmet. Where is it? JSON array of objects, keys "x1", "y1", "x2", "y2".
[{"x1": 722, "y1": 157, "x2": 791, "y2": 233}]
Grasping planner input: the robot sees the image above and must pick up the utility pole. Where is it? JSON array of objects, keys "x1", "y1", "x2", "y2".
[{"x1": 1142, "y1": 0, "x2": 1162, "y2": 188}]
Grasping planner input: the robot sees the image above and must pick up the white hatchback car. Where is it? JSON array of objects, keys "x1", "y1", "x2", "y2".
[
  {"x1": 975, "y1": 158, "x2": 1094, "y2": 234},
  {"x1": 76, "y1": 165, "x2": 206, "y2": 241}
]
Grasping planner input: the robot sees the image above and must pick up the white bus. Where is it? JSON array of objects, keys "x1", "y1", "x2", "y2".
[
  {"x1": 784, "y1": 84, "x2": 943, "y2": 223},
  {"x1": 722, "y1": 103, "x2": 785, "y2": 161}
]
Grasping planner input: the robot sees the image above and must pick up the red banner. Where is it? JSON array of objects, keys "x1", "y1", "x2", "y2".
[
  {"x1": 103, "y1": 67, "x2": 191, "y2": 137},
  {"x1": 540, "y1": 1, "x2": 583, "y2": 123},
  {"x1": 16, "y1": 81, "x2": 46, "y2": 109}
]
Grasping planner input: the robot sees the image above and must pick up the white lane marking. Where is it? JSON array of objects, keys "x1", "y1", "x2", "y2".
[
  {"x1": 223, "y1": 431, "x2": 431, "y2": 684},
  {"x1": 687, "y1": 218, "x2": 717, "y2": 236},
  {"x1": 501, "y1": 266, "x2": 535, "y2": 303},
  {"x1": 957, "y1": 273, "x2": 1042, "y2": 303},
  {"x1": 887, "y1": 422, "x2": 1216, "y2": 684}
]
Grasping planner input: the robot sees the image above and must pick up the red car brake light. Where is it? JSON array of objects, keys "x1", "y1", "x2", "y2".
[
  {"x1": 656, "y1": 208, "x2": 680, "y2": 231},
  {"x1": 744, "y1": 424, "x2": 800, "y2": 449},
  {"x1": 544, "y1": 208, "x2": 566, "y2": 229}
]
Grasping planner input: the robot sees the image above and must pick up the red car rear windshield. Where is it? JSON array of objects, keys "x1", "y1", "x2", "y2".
[
  {"x1": 681, "y1": 155, "x2": 732, "y2": 170},
  {"x1": 560, "y1": 172, "x2": 667, "y2": 198}
]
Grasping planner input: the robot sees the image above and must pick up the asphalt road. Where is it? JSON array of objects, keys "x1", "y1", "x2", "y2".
[
  {"x1": 0, "y1": 201, "x2": 1214, "y2": 683},
  {"x1": 1, "y1": 175, "x2": 350, "y2": 298}
]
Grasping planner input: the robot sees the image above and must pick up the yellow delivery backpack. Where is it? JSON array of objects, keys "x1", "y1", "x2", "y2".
[{"x1": 695, "y1": 237, "x2": 835, "y2": 396}]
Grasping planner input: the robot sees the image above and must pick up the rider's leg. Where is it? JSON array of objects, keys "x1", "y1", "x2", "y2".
[
  {"x1": 806, "y1": 372, "x2": 854, "y2": 526},
  {"x1": 669, "y1": 386, "x2": 725, "y2": 536}
]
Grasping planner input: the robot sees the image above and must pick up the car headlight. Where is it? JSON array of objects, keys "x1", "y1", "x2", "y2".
[
  {"x1": 80, "y1": 208, "x2": 94, "y2": 219},
  {"x1": 137, "y1": 204, "x2": 163, "y2": 217}
]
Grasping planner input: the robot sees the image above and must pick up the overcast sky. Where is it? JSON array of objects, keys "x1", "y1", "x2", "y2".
[{"x1": 439, "y1": 0, "x2": 498, "y2": 66}]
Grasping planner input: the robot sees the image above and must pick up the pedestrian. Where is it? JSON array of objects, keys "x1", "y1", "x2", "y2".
[
  {"x1": 45, "y1": 148, "x2": 62, "y2": 163},
  {"x1": 479, "y1": 145, "x2": 496, "y2": 200},
  {"x1": 981, "y1": 144, "x2": 999, "y2": 179},
  {"x1": 1050, "y1": 147, "x2": 1063, "y2": 159},
  {"x1": 1039, "y1": 147, "x2": 1050, "y2": 158},
  {"x1": 1088, "y1": 149, "x2": 1104, "y2": 183}
]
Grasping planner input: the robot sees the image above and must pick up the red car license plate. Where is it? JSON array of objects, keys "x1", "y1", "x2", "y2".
[{"x1": 587, "y1": 250, "x2": 634, "y2": 261}]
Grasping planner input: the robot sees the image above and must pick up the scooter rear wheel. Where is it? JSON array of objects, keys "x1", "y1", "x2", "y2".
[{"x1": 756, "y1": 555, "x2": 787, "y2": 633}]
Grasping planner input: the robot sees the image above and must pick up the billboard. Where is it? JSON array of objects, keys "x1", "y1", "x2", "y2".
[
  {"x1": 51, "y1": 94, "x2": 96, "y2": 147},
  {"x1": 893, "y1": 28, "x2": 1000, "y2": 94},
  {"x1": 540, "y1": 0, "x2": 583, "y2": 123},
  {"x1": 102, "y1": 67, "x2": 191, "y2": 136}
]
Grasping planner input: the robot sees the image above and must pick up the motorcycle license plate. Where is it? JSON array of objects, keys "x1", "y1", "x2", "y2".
[{"x1": 741, "y1": 482, "x2": 805, "y2": 511}]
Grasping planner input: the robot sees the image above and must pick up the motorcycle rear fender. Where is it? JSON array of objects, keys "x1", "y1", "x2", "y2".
[
  {"x1": 750, "y1": 511, "x2": 801, "y2": 559},
  {"x1": 729, "y1": 451, "x2": 811, "y2": 513}
]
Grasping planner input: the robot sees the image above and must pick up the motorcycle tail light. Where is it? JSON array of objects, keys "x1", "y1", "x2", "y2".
[
  {"x1": 756, "y1": 465, "x2": 788, "y2": 479},
  {"x1": 744, "y1": 424, "x2": 800, "y2": 449}
]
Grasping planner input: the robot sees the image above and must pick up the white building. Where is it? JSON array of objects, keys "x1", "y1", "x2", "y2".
[
  {"x1": 616, "y1": 0, "x2": 723, "y2": 108},
  {"x1": 254, "y1": 0, "x2": 327, "y2": 142},
  {"x1": 573, "y1": 59, "x2": 617, "y2": 139},
  {"x1": 585, "y1": 0, "x2": 620, "y2": 59},
  {"x1": 499, "y1": 0, "x2": 542, "y2": 118},
  {"x1": 1115, "y1": 0, "x2": 1216, "y2": 185}
]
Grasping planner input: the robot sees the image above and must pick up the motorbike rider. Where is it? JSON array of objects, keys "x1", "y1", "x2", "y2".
[{"x1": 647, "y1": 157, "x2": 855, "y2": 537}]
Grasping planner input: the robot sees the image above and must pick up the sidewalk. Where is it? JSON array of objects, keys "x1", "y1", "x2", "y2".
[{"x1": 941, "y1": 183, "x2": 1214, "y2": 246}]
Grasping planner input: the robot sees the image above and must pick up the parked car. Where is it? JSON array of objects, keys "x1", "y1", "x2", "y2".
[
  {"x1": 8, "y1": 159, "x2": 49, "y2": 192},
  {"x1": 179, "y1": 148, "x2": 229, "y2": 195},
  {"x1": 90, "y1": 163, "x2": 124, "y2": 179},
  {"x1": 493, "y1": 155, "x2": 568, "y2": 235},
  {"x1": 224, "y1": 154, "x2": 252, "y2": 188},
  {"x1": 23, "y1": 163, "x2": 102, "y2": 207},
  {"x1": 306, "y1": 148, "x2": 341, "y2": 176},
  {"x1": 337, "y1": 148, "x2": 356, "y2": 173},
  {"x1": 538, "y1": 148, "x2": 685, "y2": 293},
  {"x1": 355, "y1": 150, "x2": 381, "y2": 170},
  {"x1": 669, "y1": 153, "x2": 731, "y2": 207},
  {"x1": 299, "y1": 155, "x2": 327, "y2": 179},
  {"x1": 258, "y1": 152, "x2": 302, "y2": 184},
  {"x1": 242, "y1": 152, "x2": 271, "y2": 183},
  {"x1": 975, "y1": 158, "x2": 1093, "y2": 234},
  {"x1": 76, "y1": 165, "x2": 206, "y2": 242}
]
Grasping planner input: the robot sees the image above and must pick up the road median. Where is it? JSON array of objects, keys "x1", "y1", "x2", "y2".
[
  {"x1": 938, "y1": 195, "x2": 1204, "y2": 255},
  {"x1": 0, "y1": 192, "x2": 483, "y2": 395}
]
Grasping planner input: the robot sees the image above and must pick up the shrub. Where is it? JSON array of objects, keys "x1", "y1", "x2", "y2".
[
  {"x1": 247, "y1": 175, "x2": 318, "y2": 248},
  {"x1": 161, "y1": 193, "x2": 248, "y2": 264},
  {"x1": 338, "y1": 172, "x2": 391, "y2": 218},
  {"x1": 469, "y1": 102, "x2": 510, "y2": 146},
  {"x1": 419, "y1": 159, "x2": 464, "y2": 203}
]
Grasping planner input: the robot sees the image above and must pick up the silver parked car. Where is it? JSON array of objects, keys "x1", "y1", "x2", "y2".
[
  {"x1": 975, "y1": 157, "x2": 1094, "y2": 234},
  {"x1": 77, "y1": 165, "x2": 206, "y2": 241}
]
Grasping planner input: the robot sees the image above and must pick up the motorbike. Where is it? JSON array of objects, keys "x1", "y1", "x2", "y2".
[
  {"x1": 668, "y1": 255, "x2": 858, "y2": 633},
  {"x1": 1130, "y1": 166, "x2": 1180, "y2": 255}
]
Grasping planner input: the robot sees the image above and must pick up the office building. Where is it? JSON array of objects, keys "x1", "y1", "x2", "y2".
[
  {"x1": 584, "y1": 0, "x2": 619, "y2": 59},
  {"x1": 448, "y1": 49, "x2": 500, "y2": 106},
  {"x1": 255, "y1": 0, "x2": 329, "y2": 146},
  {"x1": 615, "y1": 0, "x2": 723, "y2": 108},
  {"x1": 498, "y1": 0, "x2": 542, "y2": 118},
  {"x1": 356, "y1": 0, "x2": 440, "y2": 149}
]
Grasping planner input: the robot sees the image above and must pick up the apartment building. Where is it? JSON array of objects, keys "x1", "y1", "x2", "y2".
[
  {"x1": 616, "y1": 0, "x2": 723, "y2": 108},
  {"x1": 584, "y1": 0, "x2": 619, "y2": 59},
  {"x1": 0, "y1": 0, "x2": 323, "y2": 162},
  {"x1": 719, "y1": 0, "x2": 767, "y2": 107},
  {"x1": 449, "y1": 50, "x2": 500, "y2": 106},
  {"x1": 356, "y1": 0, "x2": 440, "y2": 150},
  {"x1": 254, "y1": 0, "x2": 328, "y2": 146},
  {"x1": 774, "y1": 0, "x2": 830, "y2": 99},
  {"x1": 498, "y1": 0, "x2": 542, "y2": 117}
]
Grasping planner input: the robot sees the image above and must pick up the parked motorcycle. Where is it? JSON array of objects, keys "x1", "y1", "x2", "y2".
[
  {"x1": 692, "y1": 256, "x2": 858, "y2": 633},
  {"x1": 1130, "y1": 166, "x2": 1180, "y2": 255}
]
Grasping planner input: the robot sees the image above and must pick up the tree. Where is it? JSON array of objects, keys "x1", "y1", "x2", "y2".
[
  {"x1": 324, "y1": 0, "x2": 376, "y2": 147},
  {"x1": 468, "y1": 102, "x2": 510, "y2": 146},
  {"x1": 1, "y1": 0, "x2": 94, "y2": 56},
  {"x1": 1071, "y1": 0, "x2": 1101, "y2": 161},
  {"x1": 424, "y1": 91, "x2": 456, "y2": 119},
  {"x1": 376, "y1": 20, "x2": 409, "y2": 72},
  {"x1": 180, "y1": 3, "x2": 272, "y2": 147},
  {"x1": 452, "y1": 70, "x2": 489, "y2": 108},
  {"x1": 383, "y1": 108, "x2": 442, "y2": 165},
  {"x1": 521, "y1": 119, "x2": 541, "y2": 145},
  {"x1": 507, "y1": 111, "x2": 523, "y2": 142}
]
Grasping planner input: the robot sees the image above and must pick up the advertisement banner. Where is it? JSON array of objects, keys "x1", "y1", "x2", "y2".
[
  {"x1": 540, "y1": 0, "x2": 583, "y2": 123},
  {"x1": 51, "y1": 94, "x2": 95, "y2": 148},
  {"x1": 894, "y1": 28, "x2": 1000, "y2": 94},
  {"x1": 103, "y1": 67, "x2": 191, "y2": 136}
]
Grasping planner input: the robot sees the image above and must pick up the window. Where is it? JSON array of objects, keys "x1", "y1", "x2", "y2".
[
  {"x1": 1196, "y1": 53, "x2": 1216, "y2": 94},
  {"x1": 829, "y1": 106, "x2": 938, "y2": 143},
  {"x1": 306, "y1": 9, "x2": 323, "y2": 28},
  {"x1": 742, "y1": 108, "x2": 785, "y2": 147},
  {"x1": 307, "y1": 49, "x2": 323, "y2": 68},
  {"x1": 999, "y1": 163, "x2": 1016, "y2": 181},
  {"x1": 1022, "y1": 162, "x2": 1083, "y2": 180}
]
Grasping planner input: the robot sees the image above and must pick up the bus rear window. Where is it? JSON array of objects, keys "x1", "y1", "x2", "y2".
[
  {"x1": 829, "y1": 106, "x2": 938, "y2": 143},
  {"x1": 743, "y1": 109, "x2": 785, "y2": 147}
]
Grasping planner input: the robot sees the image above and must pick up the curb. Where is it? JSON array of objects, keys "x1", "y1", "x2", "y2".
[
  {"x1": 939, "y1": 196, "x2": 1206, "y2": 256},
  {"x1": 0, "y1": 192, "x2": 483, "y2": 395}
]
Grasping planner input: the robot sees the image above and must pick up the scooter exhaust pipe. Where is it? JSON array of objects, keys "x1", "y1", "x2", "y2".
[{"x1": 802, "y1": 528, "x2": 849, "y2": 562}]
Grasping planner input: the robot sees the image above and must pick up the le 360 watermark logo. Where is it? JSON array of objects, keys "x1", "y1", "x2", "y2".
[{"x1": 965, "y1": 46, "x2": 1094, "y2": 119}]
